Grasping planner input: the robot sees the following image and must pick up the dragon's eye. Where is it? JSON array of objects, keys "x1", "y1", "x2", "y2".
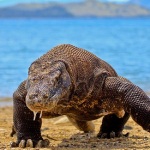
[
  {"x1": 32, "y1": 78, "x2": 37, "y2": 82},
  {"x1": 30, "y1": 77, "x2": 38, "y2": 83}
]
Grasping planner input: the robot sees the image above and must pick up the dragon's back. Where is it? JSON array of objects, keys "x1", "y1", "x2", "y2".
[
  {"x1": 29, "y1": 44, "x2": 117, "y2": 85},
  {"x1": 37, "y1": 44, "x2": 117, "y2": 78}
]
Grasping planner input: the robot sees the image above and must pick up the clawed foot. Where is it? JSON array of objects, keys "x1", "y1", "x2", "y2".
[
  {"x1": 97, "y1": 131, "x2": 129, "y2": 139},
  {"x1": 10, "y1": 139, "x2": 50, "y2": 148}
]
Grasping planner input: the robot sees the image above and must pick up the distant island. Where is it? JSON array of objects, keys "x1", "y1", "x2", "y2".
[{"x1": 0, "y1": 0, "x2": 150, "y2": 18}]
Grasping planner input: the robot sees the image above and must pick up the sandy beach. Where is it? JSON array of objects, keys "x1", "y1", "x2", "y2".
[{"x1": 0, "y1": 95, "x2": 150, "y2": 150}]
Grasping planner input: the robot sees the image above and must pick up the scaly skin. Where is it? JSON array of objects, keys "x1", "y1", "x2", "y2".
[{"x1": 11, "y1": 44, "x2": 150, "y2": 148}]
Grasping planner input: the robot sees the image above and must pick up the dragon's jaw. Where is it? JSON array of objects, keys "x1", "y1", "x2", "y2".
[
  {"x1": 26, "y1": 88, "x2": 70, "y2": 121},
  {"x1": 26, "y1": 96, "x2": 60, "y2": 121}
]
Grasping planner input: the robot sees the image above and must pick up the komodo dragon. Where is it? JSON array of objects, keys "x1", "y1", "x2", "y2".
[{"x1": 11, "y1": 44, "x2": 150, "y2": 148}]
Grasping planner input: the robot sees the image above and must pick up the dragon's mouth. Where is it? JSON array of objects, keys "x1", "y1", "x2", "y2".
[
  {"x1": 27, "y1": 96, "x2": 60, "y2": 121},
  {"x1": 26, "y1": 86, "x2": 70, "y2": 121},
  {"x1": 33, "y1": 111, "x2": 43, "y2": 121}
]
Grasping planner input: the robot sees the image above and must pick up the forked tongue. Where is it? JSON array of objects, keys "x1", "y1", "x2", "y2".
[{"x1": 33, "y1": 111, "x2": 43, "y2": 121}]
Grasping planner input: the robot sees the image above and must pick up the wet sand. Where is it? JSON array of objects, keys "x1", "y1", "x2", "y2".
[{"x1": 0, "y1": 105, "x2": 150, "y2": 150}]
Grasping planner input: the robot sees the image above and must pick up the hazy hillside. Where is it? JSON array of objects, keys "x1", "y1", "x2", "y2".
[
  {"x1": 63, "y1": 0, "x2": 150, "y2": 17},
  {"x1": 128, "y1": 0, "x2": 150, "y2": 9},
  {"x1": 0, "y1": 3, "x2": 73, "y2": 18},
  {"x1": 0, "y1": 0, "x2": 150, "y2": 18}
]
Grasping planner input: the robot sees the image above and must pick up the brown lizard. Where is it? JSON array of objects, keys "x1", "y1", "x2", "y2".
[{"x1": 11, "y1": 44, "x2": 150, "y2": 148}]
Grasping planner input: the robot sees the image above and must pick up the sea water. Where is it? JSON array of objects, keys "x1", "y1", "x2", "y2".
[{"x1": 0, "y1": 18, "x2": 150, "y2": 97}]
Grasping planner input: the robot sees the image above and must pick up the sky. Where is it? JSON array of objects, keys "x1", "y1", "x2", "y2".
[{"x1": 0, "y1": 0, "x2": 130, "y2": 7}]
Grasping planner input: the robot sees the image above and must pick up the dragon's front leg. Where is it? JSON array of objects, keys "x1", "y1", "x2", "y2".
[
  {"x1": 11, "y1": 81, "x2": 49, "y2": 148},
  {"x1": 98, "y1": 77, "x2": 150, "y2": 138}
]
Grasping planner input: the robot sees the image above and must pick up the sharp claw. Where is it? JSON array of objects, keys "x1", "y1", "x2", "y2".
[
  {"x1": 101, "y1": 133, "x2": 108, "y2": 138},
  {"x1": 19, "y1": 140, "x2": 26, "y2": 148},
  {"x1": 36, "y1": 140, "x2": 43, "y2": 147},
  {"x1": 97, "y1": 132, "x2": 107, "y2": 138},
  {"x1": 116, "y1": 132, "x2": 129, "y2": 137},
  {"x1": 11, "y1": 139, "x2": 50, "y2": 148},
  {"x1": 26, "y1": 139, "x2": 33, "y2": 148},
  {"x1": 36, "y1": 139, "x2": 50, "y2": 148},
  {"x1": 116, "y1": 132, "x2": 122, "y2": 137},
  {"x1": 124, "y1": 132, "x2": 129, "y2": 137},
  {"x1": 43, "y1": 139, "x2": 50, "y2": 147},
  {"x1": 10, "y1": 141, "x2": 18, "y2": 147},
  {"x1": 110, "y1": 131, "x2": 115, "y2": 138},
  {"x1": 97, "y1": 131, "x2": 129, "y2": 139}
]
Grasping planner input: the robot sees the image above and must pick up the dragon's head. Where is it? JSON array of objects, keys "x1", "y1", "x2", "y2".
[{"x1": 25, "y1": 61, "x2": 72, "y2": 113}]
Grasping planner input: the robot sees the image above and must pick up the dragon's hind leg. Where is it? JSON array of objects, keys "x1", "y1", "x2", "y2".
[{"x1": 97, "y1": 112, "x2": 130, "y2": 138}]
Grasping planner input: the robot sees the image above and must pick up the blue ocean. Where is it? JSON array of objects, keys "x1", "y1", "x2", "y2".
[{"x1": 0, "y1": 18, "x2": 150, "y2": 97}]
